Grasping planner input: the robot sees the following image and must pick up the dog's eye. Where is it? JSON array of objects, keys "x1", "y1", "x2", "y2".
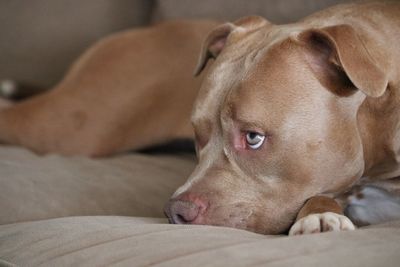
[{"x1": 245, "y1": 132, "x2": 265, "y2": 149}]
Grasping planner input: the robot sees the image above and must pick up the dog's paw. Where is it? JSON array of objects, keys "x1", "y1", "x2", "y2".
[{"x1": 288, "y1": 212, "x2": 355, "y2": 236}]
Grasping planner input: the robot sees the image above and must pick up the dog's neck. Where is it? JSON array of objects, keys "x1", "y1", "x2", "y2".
[{"x1": 358, "y1": 82, "x2": 400, "y2": 180}]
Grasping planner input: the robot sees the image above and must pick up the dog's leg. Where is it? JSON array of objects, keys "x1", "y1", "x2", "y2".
[
  {"x1": 0, "y1": 81, "x2": 131, "y2": 156},
  {"x1": 0, "y1": 87, "x2": 168, "y2": 156},
  {"x1": 0, "y1": 76, "x2": 197, "y2": 156},
  {"x1": 0, "y1": 92, "x2": 66, "y2": 153},
  {"x1": 288, "y1": 196, "x2": 355, "y2": 235},
  {"x1": 0, "y1": 79, "x2": 49, "y2": 147}
]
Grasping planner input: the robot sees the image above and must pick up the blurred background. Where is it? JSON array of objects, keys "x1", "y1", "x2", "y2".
[{"x1": 0, "y1": 0, "x2": 354, "y2": 90}]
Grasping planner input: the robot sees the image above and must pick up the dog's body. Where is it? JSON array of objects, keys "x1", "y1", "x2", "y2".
[
  {"x1": 2, "y1": 2, "x2": 400, "y2": 234},
  {"x1": 0, "y1": 20, "x2": 219, "y2": 156}
]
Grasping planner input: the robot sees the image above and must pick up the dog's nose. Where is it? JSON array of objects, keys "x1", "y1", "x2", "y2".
[{"x1": 164, "y1": 198, "x2": 206, "y2": 224}]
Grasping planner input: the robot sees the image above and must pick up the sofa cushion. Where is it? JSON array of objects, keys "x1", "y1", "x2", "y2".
[
  {"x1": 0, "y1": 147, "x2": 195, "y2": 225},
  {"x1": 152, "y1": 0, "x2": 350, "y2": 23},
  {"x1": 0, "y1": 0, "x2": 153, "y2": 89},
  {"x1": 1, "y1": 216, "x2": 399, "y2": 266}
]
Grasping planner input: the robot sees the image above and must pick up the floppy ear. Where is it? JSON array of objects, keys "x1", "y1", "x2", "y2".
[
  {"x1": 193, "y1": 23, "x2": 236, "y2": 76},
  {"x1": 299, "y1": 24, "x2": 388, "y2": 97}
]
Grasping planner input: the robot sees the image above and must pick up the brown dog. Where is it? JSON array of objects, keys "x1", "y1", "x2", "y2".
[
  {"x1": 163, "y1": 1, "x2": 400, "y2": 235},
  {"x1": 2, "y1": 2, "x2": 400, "y2": 235}
]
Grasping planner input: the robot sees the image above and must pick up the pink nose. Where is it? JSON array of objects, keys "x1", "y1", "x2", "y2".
[{"x1": 164, "y1": 197, "x2": 206, "y2": 224}]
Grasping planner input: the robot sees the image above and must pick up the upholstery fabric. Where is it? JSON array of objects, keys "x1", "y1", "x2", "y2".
[
  {"x1": 1, "y1": 216, "x2": 399, "y2": 266},
  {"x1": 0, "y1": 147, "x2": 194, "y2": 225}
]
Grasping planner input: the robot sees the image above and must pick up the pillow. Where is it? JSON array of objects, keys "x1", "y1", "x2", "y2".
[
  {"x1": 1, "y1": 216, "x2": 400, "y2": 266},
  {"x1": 0, "y1": 146, "x2": 195, "y2": 224}
]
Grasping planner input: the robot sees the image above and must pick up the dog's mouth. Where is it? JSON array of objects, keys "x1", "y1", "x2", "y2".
[{"x1": 164, "y1": 198, "x2": 282, "y2": 233}]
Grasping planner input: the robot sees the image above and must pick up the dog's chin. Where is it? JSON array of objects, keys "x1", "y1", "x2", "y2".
[
  {"x1": 190, "y1": 217, "x2": 289, "y2": 235},
  {"x1": 189, "y1": 208, "x2": 291, "y2": 235}
]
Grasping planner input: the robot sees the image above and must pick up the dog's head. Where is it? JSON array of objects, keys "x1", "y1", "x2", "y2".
[{"x1": 165, "y1": 16, "x2": 388, "y2": 234}]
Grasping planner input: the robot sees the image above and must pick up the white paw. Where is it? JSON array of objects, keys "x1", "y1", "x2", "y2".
[{"x1": 288, "y1": 212, "x2": 355, "y2": 236}]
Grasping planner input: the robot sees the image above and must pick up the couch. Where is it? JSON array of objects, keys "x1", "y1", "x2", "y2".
[{"x1": 1, "y1": 1, "x2": 400, "y2": 266}]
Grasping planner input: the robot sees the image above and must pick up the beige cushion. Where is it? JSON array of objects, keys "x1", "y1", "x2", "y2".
[
  {"x1": 0, "y1": 0, "x2": 153, "y2": 88},
  {"x1": 152, "y1": 0, "x2": 350, "y2": 23},
  {"x1": 1, "y1": 216, "x2": 399, "y2": 266},
  {"x1": 0, "y1": 146, "x2": 195, "y2": 225}
]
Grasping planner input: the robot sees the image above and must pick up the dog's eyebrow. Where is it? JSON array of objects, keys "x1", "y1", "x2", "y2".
[
  {"x1": 219, "y1": 102, "x2": 266, "y2": 131},
  {"x1": 233, "y1": 118, "x2": 266, "y2": 132}
]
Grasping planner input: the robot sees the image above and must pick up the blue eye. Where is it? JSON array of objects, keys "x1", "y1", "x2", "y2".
[{"x1": 245, "y1": 132, "x2": 265, "y2": 149}]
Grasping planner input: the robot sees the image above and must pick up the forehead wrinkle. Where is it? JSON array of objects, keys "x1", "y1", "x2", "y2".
[
  {"x1": 194, "y1": 55, "x2": 254, "y2": 137},
  {"x1": 192, "y1": 62, "x2": 235, "y2": 122},
  {"x1": 193, "y1": 25, "x2": 279, "y2": 123},
  {"x1": 219, "y1": 43, "x2": 271, "y2": 117},
  {"x1": 198, "y1": 23, "x2": 304, "y2": 107},
  {"x1": 193, "y1": 24, "x2": 286, "y2": 124},
  {"x1": 219, "y1": 59, "x2": 270, "y2": 130}
]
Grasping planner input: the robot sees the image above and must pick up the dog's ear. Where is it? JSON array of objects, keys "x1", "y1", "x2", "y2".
[
  {"x1": 193, "y1": 23, "x2": 236, "y2": 76},
  {"x1": 194, "y1": 16, "x2": 269, "y2": 76},
  {"x1": 299, "y1": 24, "x2": 388, "y2": 97}
]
